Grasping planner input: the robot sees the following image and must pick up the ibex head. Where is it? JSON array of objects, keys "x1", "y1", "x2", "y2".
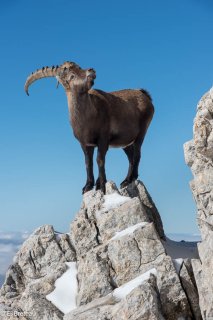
[{"x1": 24, "y1": 61, "x2": 96, "y2": 95}]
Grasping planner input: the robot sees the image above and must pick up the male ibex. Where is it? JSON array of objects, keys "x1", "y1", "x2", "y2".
[{"x1": 25, "y1": 62, "x2": 154, "y2": 194}]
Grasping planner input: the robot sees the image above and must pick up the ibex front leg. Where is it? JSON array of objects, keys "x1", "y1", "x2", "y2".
[
  {"x1": 82, "y1": 145, "x2": 95, "y2": 194},
  {"x1": 96, "y1": 142, "x2": 108, "y2": 194}
]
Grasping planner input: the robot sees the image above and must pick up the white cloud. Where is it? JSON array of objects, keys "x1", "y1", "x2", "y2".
[
  {"x1": 0, "y1": 231, "x2": 30, "y2": 286},
  {"x1": 0, "y1": 243, "x2": 19, "y2": 253},
  {"x1": 166, "y1": 233, "x2": 201, "y2": 242},
  {"x1": 0, "y1": 233, "x2": 14, "y2": 240}
]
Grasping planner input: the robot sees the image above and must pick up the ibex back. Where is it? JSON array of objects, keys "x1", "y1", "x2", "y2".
[{"x1": 25, "y1": 61, "x2": 154, "y2": 194}]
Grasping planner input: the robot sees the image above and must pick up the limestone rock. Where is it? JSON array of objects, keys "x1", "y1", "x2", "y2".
[
  {"x1": 19, "y1": 289, "x2": 63, "y2": 320},
  {"x1": 120, "y1": 180, "x2": 165, "y2": 239},
  {"x1": 95, "y1": 197, "x2": 149, "y2": 243},
  {"x1": 191, "y1": 259, "x2": 211, "y2": 319},
  {"x1": 70, "y1": 180, "x2": 165, "y2": 260},
  {"x1": 0, "y1": 179, "x2": 199, "y2": 319},
  {"x1": 0, "y1": 304, "x2": 28, "y2": 320},
  {"x1": 179, "y1": 260, "x2": 202, "y2": 319},
  {"x1": 76, "y1": 244, "x2": 114, "y2": 306},
  {"x1": 184, "y1": 87, "x2": 213, "y2": 318},
  {"x1": 0, "y1": 225, "x2": 76, "y2": 320},
  {"x1": 107, "y1": 222, "x2": 165, "y2": 285},
  {"x1": 64, "y1": 274, "x2": 165, "y2": 320},
  {"x1": 70, "y1": 208, "x2": 101, "y2": 258},
  {"x1": 70, "y1": 182, "x2": 192, "y2": 319}
]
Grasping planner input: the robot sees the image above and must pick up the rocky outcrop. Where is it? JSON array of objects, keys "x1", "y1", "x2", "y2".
[
  {"x1": 0, "y1": 225, "x2": 76, "y2": 320},
  {"x1": 64, "y1": 273, "x2": 165, "y2": 320},
  {"x1": 184, "y1": 87, "x2": 213, "y2": 319},
  {"x1": 69, "y1": 181, "x2": 196, "y2": 319},
  {"x1": 0, "y1": 179, "x2": 201, "y2": 319}
]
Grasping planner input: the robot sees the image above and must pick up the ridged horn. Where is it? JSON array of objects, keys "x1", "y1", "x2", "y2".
[{"x1": 24, "y1": 66, "x2": 62, "y2": 96}]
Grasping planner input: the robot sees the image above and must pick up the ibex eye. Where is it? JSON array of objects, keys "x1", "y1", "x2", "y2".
[{"x1": 70, "y1": 74, "x2": 75, "y2": 80}]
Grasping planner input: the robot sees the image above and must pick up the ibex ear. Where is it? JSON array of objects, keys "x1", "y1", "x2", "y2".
[{"x1": 68, "y1": 73, "x2": 75, "y2": 81}]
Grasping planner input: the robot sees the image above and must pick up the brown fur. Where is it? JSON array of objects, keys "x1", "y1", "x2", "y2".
[{"x1": 25, "y1": 62, "x2": 154, "y2": 193}]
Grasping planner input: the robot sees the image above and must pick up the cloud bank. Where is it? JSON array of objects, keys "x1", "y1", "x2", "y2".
[{"x1": 0, "y1": 231, "x2": 30, "y2": 287}]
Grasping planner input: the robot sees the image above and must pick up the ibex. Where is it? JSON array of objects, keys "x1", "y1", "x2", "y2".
[{"x1": 25, "y1": 62, "x2": 154, "y2": 194}]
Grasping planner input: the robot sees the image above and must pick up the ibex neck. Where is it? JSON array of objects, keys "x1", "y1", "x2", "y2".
[{"x1": 66, "y1": 90, "x2": 94, "y2": 128}]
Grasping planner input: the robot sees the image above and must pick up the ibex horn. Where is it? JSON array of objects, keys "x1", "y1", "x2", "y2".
[{"x1": 24, "y1": 65, "x2": 61, "y2": 96}]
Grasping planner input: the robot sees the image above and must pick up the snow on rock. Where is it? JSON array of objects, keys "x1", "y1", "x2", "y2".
[
  {"x1": 54, "y1": 232, "x2": 63, "y2": 242},
  {"x1": 113, "y1": 268, "x2": 157, "y2": 300},
  {"x1": 110, "y1": 222, "x2": 148, "y2": 241},
  {"x1": 173, "y1": 258, "x2": 184, "y2": 274},
  {"x1": 94, "y1": 192, "x2": 132, "y2": 219},
  {"x1": 102, "y1": 192, "x2": 131, "y2": 211},
  {"x1": 46, "y1": 262, "x2": 78, "y2": 314}
]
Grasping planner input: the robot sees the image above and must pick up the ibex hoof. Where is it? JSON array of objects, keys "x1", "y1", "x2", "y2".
[
  {"x1": 82, "y1": 183, "x2": 94, "y2": 194},
  {"x1": 100, "y1": 184, "x2": 106, "y2": 194},
  {"x1": 95, "y1": 179, "x2": 106, "y2": 194},
  {"x1": 120, "y1": 179, "x2": 131, "y2": 188}
]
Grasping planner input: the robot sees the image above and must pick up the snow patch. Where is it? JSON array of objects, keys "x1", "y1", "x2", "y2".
[
  {"x1": 113, "y1": 268, "x2": 157, "y2": 300},
  {"x1": 95, "y1": 192, "x2": 131, "y2": 219},
  {"x1": 103, "y1": 193, "x2": 131, "y2": 211},
  {"x1": 46, "y1": 262, "x2": 78, "y2": 314},
  {"x1": 110, "y1": 222, "x2": 148, "y2": 241},
  {"x1": 173, "y1": 258, "x2": 183, "y2": 274},
  {"x1": 54, "y1": 232, "x2": 63, "y2": 242}
]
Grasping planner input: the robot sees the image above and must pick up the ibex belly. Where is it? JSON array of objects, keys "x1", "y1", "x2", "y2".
[
  {"x1": 109, "y1": 129, "x2": 138, "y2": 148},
  {"x1": 109, "y1": 121, "x2": 140, "y2": 148},
  {"x1": 109, "y1": 140, "x2": 135, "y2": 148}
]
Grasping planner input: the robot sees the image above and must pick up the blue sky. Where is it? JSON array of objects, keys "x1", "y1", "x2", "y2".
[{"x1": 0, "y1": 0, "x2": 212, "y2": 233}]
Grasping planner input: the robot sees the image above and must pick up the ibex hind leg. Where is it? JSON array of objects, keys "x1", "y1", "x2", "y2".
[
  {"x1": 120, "y1": 141, "x2": 142, "y2": 188},
  {"x1": 120, "y1": 145, "x2": 134, "y2": 188},
  {"x1": 131, "y1": 141, "x2": 141, "y2": 181}
]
